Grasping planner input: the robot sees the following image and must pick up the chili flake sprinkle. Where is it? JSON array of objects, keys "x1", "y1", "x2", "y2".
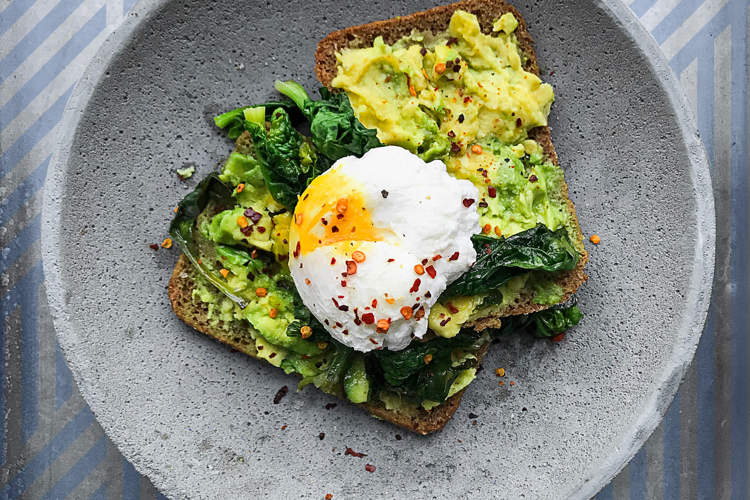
[
  {"x1": 434, "y1": 62, "x2": 446, "y2": 74},
  {"x1": 236, "y1": 183, "x2": 245, "y2": 193},
  {"x1": 365, "y1": 464, "x2": 376, "y2": 473},
  {"x1": 346, "y1": 261, "x2": 357, "y2": 275},
  {"x1": 255, "y1": 287, "x2": 268, "y2": 297},
  {"x1": 433, "y1": 254, "x2": 442, "y2": 261},
  {"x1": 326, "y1": 494, "x2": 333, "y2": 500},
  {"x1": 300, "y1": 326, "x2": 313, "y2": 338},
  {"x1": 424, "y1": 353, "x2": 433, "y2": 364},
  {"x1": 352, "y1": 251, "x2": 366, "y2": 262},
  {"x1": 414, "y1": 264, "x2": 425, "y2": 275},
  {"x1": 590, "y1": 234, "x2": 601, "y2": 244},
  {"x1": 161, "y1": 238, "x2": 172, "y2": 249},
  {"x1": 447, "y1": 302, "x2": 459, "y2": 314},
  {"x1": 495, "y1": 368, "x2": 505, "y2": 377},
  {"x1": 220, "y1": 269, "x2": 229, "y2": 278},
  {"x1": 318, "y1": 342, "x2": 328, "y2": 350},
  {"x1": 410, "y1": 279, "x2": 421, "y2": 293},
  {"x1": 449, "y1": 251, "x2": 460, "y2": 261},
  {"x1": 425, "y1": 266, "x2": 437, "y2": 279},
  {"x1": 269, "y1": 308, "x2": 277, "y2": 319},
  {"x1": 400, "y1": 306, "x2": 413, "y2": 320},
  {"x1": 483, "y1": 224, "x2": 492, "y2": 234},
  {"x1": 488, "y1": 186, "x2": 497, "y2": 198},
  {"x1": 237, "y1": 216, "x2": 249, "y2": 228},
  {"x1": 462, "y1": 198, "x2": 475, "y2": 208},
  {"x1": 149, "y1": 243, "x2": 159, "y2": 251},
  {"x1": 494, "y1": 226, "x2": 502, "y2": 236},
  {"x1": 376, "y1": 319, "x2": 390, "y2": 333},
  {"x1": 362, "y1": 313, "x2": 375, "y2": 325}
]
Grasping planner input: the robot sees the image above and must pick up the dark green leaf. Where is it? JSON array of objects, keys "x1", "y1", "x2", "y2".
[
  {"x1": 309, "y1": 341, "x2": 353, "y2": 398},
  {"x1": 445, "y1": 224, "x2": 580, "y2": 297},
  {"x1": 275, "y1": 80, "x2": 382, "y2": 162},
  {"x1": 373, "y1": 331, "x2": 483, "y2": 388},
  {"x1": 169, "y1": 173, "x2": 249, "y2": 308},
  {"x1": 532, "y1": 304, "x2": 583, "y2": 338},
  {"x1": 488, "y1": 300, "x2": 583, "y2": 339},
  {"x1": 244, "y1": 108, "x2": 311, "y2": 209},
  {"x1": 213, "y1": 101, "x2": 301, "y2": 140}
]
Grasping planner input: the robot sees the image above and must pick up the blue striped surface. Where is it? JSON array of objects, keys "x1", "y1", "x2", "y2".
[{"x1": 0, "y1": 0, "x2": 747, "y2": 498}]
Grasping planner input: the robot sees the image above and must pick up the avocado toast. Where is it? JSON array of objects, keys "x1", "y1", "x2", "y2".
[{"x1": 169, "y1": 0, "x2": 587, "y2": 434}]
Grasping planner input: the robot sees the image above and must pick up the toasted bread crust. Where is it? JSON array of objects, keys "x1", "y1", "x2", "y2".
[
  {"x1": 169, "y1": 254, "x2": 486, "y2": 434},
  {"x1": 314, "y1": 0, "x2": 588, "y2": 327}
]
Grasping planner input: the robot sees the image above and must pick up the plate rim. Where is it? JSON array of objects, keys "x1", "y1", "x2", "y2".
[{"x1": 40, "y1": 0, "x2": 716, "y2": 498}]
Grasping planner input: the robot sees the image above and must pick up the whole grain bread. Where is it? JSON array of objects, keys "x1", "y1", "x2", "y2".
[
  {"x1": 315, "y1": 0, "x2": 588, "y2": 329},
  {"x1": 169, "y1": 254, "x2": 487, "y2": 434}
]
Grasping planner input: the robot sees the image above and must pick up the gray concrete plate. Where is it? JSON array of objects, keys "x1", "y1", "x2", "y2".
[{"x1": 41, "y1": 0, "x2": 715, "y2": 499}]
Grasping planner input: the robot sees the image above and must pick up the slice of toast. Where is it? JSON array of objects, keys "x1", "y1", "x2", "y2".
[
  {"x1": 314, "y1": 0, "x2": 588, "y2": 329},
  {"x1": 169, "y1": 254, "x2": 488, "y2": 434}
]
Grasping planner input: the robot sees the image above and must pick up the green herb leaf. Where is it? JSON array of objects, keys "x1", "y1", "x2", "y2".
[
  {"x1": 490, "y1": 300, "x2": 583, "y2": 339},
  {"x1": 168, "y1": 173, "x2": 249, "y2": 308},
  {"x1": 371, "y1": 331, "x2": 485, "y2": 402},
  {"x1": 244, "y1": 108, "x2": 323, "y2": 209},
  {"x1": 445, "y1": 224, "x2": 580, "y2": 297},
  {"x1": 275, "y1": 80, "x2": 382, "y2": 161},
  {"x1": 213, "y1": 101, "x2": 300, "y2": 140}
]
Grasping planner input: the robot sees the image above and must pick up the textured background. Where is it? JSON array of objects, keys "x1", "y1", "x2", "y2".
[{"x1": 0, "y1": 0, "x2": 746, "y2": 498}]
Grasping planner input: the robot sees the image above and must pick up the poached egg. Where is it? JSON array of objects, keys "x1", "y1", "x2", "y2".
[{"x1": 289, "y1": 146, "x2": 479, "y2": 352}]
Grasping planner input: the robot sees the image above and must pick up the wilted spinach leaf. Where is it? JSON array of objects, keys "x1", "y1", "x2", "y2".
[
  {"x1": 169, "y1": 173, "x2": 249, "y2": 308},
  {"x1": 275, "y1": 80, "x2": 382, "y2": 161},
  {"x1": 244, "y1": 107, "x2": 326, "y2": 209},
  {"x1": 444, "y1": 224, "x2": 580, "y2": 297},
  {"x1": 491, "y1": 301, "x2": 583, "y2": 339},
  {"x1": 213, "y1": 101, "x2": 300, "y2": 140},
  {"x1": 371, "y1": 331, "x2": 485, "y2": 403}
]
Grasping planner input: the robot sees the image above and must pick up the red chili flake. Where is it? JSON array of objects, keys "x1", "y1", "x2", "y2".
[
  {"x1": 321, "y1": 218, "x2": 328, "y2": 225},
  {"x1": 281, "y1": 424, "x2": 287, "y2": 430},
  {"x1": 257, "y1": 226, "x2": 266, "y2": 233},
  {"x1": 362, "y1": 313, "x2": 375, "y2": 325},
  {"x1": 240, "y1": 226, "x2": 254, "y2": 236},
  {"x1": 410, "y1": 279, "x2": 421, "y2": 293},
  {"x1": 552, "y1": 332, "x2": 565, "y2": 342},
  {"x1": 447, "y1": 130, "x2": 456, "y2": 138},
  {"x1": 451, "y1": 142, "x2": 461, "y2": 153},
  {"x1": 387, "y1": 258, "x2": 395, "y2": 262},
  {"x1": 338, "y1": 295, "x2": 345, "y2": 299},
  {"x1": 516, "y1": 118, "x2": 522, "y2": 127},
  {"x1": 425, "y1": 266, "x2": 437, "y2": 279},
  {"x1": 486, "y1": 248, "x2": 492, "y2": 254},
  {"x1": 332, "y1": 298, "x2": 339, "y2": 307},
  {"x1": 149, "y1": 243, "x2": 159, "y2": 251},
  {"x1": 415, "y1": 307, "x2": 426, "y2": 319},
  {"x1": 432, "y1": 254, "x2": 442, "y2": 261},
  {"x1": 243, "y1": 207, "x2": 262, "y2": 224},
  {"x1": 462, "y1": 198, "x2": 475, "y2": 208},
  {"x1": 331, "y1": 226, "x2": 339, "y2": 233},
  {"x1": 369, "y1": 338, "x2": 378, "y2": 345},
  {"x1": 449, "y1": 252, "x2": 460, "y2": 261},
  {"x1": 488, "y1": 186, "x2": 497, "y2": 198},
  {"x1": 365, "y1": 464, "x2": 376, "y2": 473},
  {"x1": 372, "y1": 299, "x2": 378, "y2": 308},
  {"x1": 529, "y1": 175, "x2": 538, "y2": 183},
  {"x1": 346, "y1": 261, "x2": 357, "y2": 275},
  {"x1": 339, "y1": 305, "x2": 349, "y2": 312},
  {"x1": 336, "y1": 214, "x2": 344, "y2": 220},
  {"x1": 482, "y1": 170, "x2": 489, "y2": 178},
  {"x1": 478, "y1": 200, "x2": 489, "y2": 208},
  {"x1": 424, "y1": 291, "x2": 432, "y2": 298},
  {"x1": 342, "y1": 329, "x2": 349, "y2": 335},
  {"x1": 439, "y1": 318, "x2": 451, "y2": 327},
  {"x1": 345, "y1": 447, "x2": 367, "y2": 458},
  {"x1": 273, "y1": 386, "x2": 288, "y2": 404},
  {"x1": 354, "y1": 318, "x2": 362, "y2": 326},
  {"x1": 421, "y1": 258, "x2": 428, "y2": 265},
  {"x1": 331, "y1": 257, "x2": 336, "y2": 265},
  {"x1": 447, "y1": 302, "x2": 459, "y2": 314},
  {"x1": 269, "y1": 352, "x2": 277, "y2": 359},
  {"x1": 463, "y1": 96, "x2": 471, "y2": 103},
  {"x1": 447, "y1": 36, "x2": 458, "y2": 45},
  {"x1": 325, "y1": 494, "x2": 333, "y2": 500},
  {"x1": 341, "y1": 280, "x2": 347, "y2": 287}
]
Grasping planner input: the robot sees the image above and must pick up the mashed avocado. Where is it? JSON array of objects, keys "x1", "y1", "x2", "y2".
[
  {"x1": 332, "y1": 11, "x2": 553, "y2": 156},
  {"x1": 332, "y1": 10, "x2": 576, "y2": 336}
]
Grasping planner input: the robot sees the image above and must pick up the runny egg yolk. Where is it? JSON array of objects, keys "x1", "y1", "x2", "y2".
[{"x1": 291, "y1": 165, "x2": 386, "y2": 256}]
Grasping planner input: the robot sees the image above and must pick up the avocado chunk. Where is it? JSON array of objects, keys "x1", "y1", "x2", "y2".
[{"x1": 344, "y1": 354, "x2": 370, "y2": 403}]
